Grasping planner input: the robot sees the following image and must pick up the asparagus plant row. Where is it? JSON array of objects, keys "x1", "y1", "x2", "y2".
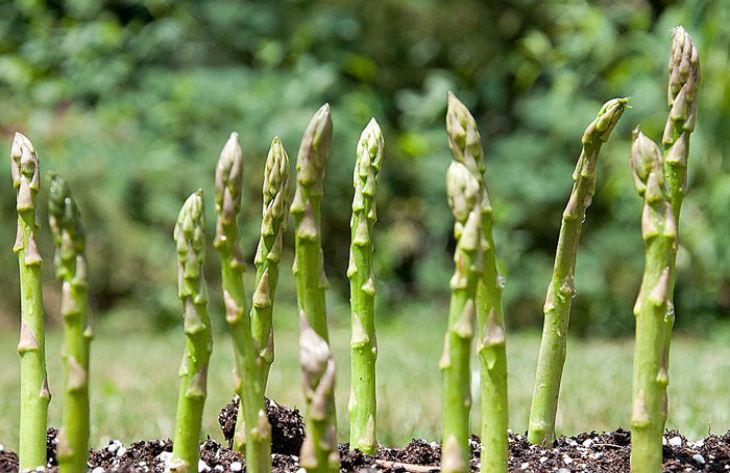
[
  {"x1": 48, "y1": 174, "x2": 92, "y2": 473},
  {"x1": 347, "y1": 118, "x2": 384, "y2": 455},
  {"x1": 4, "y1": 24, "x2": 701, "y2": 473},
  {"x1": 446, "y1": 92, "x2": 509, "y2": 473},
  {"x1": 528, "y1": 97, "x2": 629, "y2": 445}
]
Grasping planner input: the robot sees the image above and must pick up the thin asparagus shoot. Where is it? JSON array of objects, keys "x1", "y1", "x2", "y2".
[
  {"x1": 347, "y1": 118, "x2": 384, "y2": 455},
  {"x1": 171, "y1": 190, "x2": 213, "y2": 472},
  {"x1": 528, "y1": 98, "x2": 629, "y2": 445},
  {"x1": 446, "y1": 92, "x2": 509, "y2": 472},
  {"x1": 440, "y1": 161, "x2": 482, "y2": 473},
  {"x1": 11, "y1": 133, "x2": 50, "y2": 471},
  {"x1": 48, "y1": 174, "x2": 92, "y2": 473},
  {"x1": 659, "y1": 27, "x2": 700, "y2": 426},
  {"x1": 629, "y1": 129, "x2": 677, "y2": 473},
  {"x1": 251, "y1": 137, "x2": 291, "y2": 387},
  {"x1": 291, "y1": 104, "x2": 339, "y2": 473}
]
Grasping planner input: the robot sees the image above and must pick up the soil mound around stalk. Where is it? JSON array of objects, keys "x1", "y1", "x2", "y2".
[
  {"x1": 218, "y1": 396, "x2": 305, "y2": 455},
  {"x1": 4, "y1": 406, "x2": 730, "y2": 472}
]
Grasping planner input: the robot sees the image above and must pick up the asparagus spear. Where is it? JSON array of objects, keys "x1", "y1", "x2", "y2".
[
  {"x1": 291, "y1": 104, "x2": 339, "y2": 473},
  {"x1": 48, "y1": 174, "x2": 92, "y2": 473},
  {"x1": 11, "y1": 133, "x2": 50, "y2": 470},
  {"x1": 171, "y1": 190, "x2": 213, "y2": 472},
  {"x1": 446, "y1": 92, "x2": 508, "y2": 472},
  {"x1": 629, "y1": 129, "x2": 677, "y2": 473},
  {"x1": 299, "y1": 316, "x2": 339, "y2": 473},
  {"x1": 440, "y1": 161, "x2": 482, "y2": 473},
  {"x1": 659, "y1": 27, "x2": 700, "y2": 426},
  {"x1": 213, "y1": 133, "x2": 260, "y2": 459},
  {"x1": 528, "y1": 98, "x2": 629, "y2": 445},
  {"x1": 347, "y1": 118, "x2": 384, "y2": 455},
  {"x1": 251, "y1": 137, "x2": 291, "y2": 387}
]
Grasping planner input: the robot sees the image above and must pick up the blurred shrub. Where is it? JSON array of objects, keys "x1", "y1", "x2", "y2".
[{"x1": 0, "y1": 0, "x2": 728, "y2": 335}]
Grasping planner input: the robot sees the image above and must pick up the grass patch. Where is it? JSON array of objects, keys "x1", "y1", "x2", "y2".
[{"x1": 0, "y1": 306, "x2": 727, "y2": 450}]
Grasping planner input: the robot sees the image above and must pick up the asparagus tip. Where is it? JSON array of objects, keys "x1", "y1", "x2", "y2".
[
  {"x1": 215, "y1": 133, "x2": 243, "y2": 224},
  {"x1": 582, "y1": 97, "x2": 630, "y2": 145}
]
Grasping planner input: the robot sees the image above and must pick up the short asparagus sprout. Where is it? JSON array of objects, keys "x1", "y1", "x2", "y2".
[
  {"x1": 299, "y1": 317, "x2": 339, "y2": 473},
  {"x1": 440, "y1": 161, "x2": 482, "y2": 473},
  {"x1": 528, "y1": 97, "x2": 629, "y2": 445},
  {"x1": 629, "y1": 129, "x2": 677, "y2": 473},
  {"x1": 171, "y1": 190, "x2": 213, "y2": 472},
  {"x1": 291, "y1": 104, "x2": 340, "y2": 473},
  {"x1": 659, "y1": 26, "x2": 700, "y2": 425},
  {"x1": 446, "y1": 92, "x2": 509, "y2": 472},
  {"x1": 48, "y1": 174, "x2": 92, "y2": 473},
  {"x1": 347, "y1": 118, "x2": 384, "y2": 455},
  {"x1": 251, "y1": 136, "x2": 291, "y2": 387},
  {"x1": 11, "y1": 133, "x2": 50, "y2": 471},
  {"x1": 213, "y1": 132, "x2": 259, "y2": 458}
]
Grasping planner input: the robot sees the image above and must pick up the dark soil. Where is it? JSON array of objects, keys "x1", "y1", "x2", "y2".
[{"x1": 2, "y1": 401, "x2": 730, "y2": 472}]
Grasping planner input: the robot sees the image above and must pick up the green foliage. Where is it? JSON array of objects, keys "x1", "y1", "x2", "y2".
[{"x1": 0, "y1": 0, "x2": 728, "y2": 334}]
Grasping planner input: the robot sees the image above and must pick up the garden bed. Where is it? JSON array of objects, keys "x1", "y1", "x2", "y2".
[{"x1": 1, "y1": 398, "x2": 728, "y2": 472}]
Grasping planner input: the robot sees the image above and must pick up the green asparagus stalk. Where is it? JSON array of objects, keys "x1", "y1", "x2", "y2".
[
  {"x1": 171, "y1": 190, "x2": 213, "y2": 472},
  {"x1": 440, "y1": 161, "x2": 482, "y2": 473},
  {"x1": 48, "y1": 174, "x2": 92, "y2": 473},
  {"x1": 213, "y1": 132, "x2": 259, "y2": 459},
  {"x1": 659, "y1": 27, "x2": 700, "y2": 426},
  {"x1": 629, "y1": 129, "x2": 677, "y2": 473},
  {"x1": 251, "y1": 137, "x2": 291, "y2": 387},
  {"x1": 291, "y1": 104, "x2": 339, "y2": 473},
  {"x1": 347, "y1": 118, "x2": 384, "y2": 455},
  {"x1": 11, "y1": 133, "x2": 50, "y2": 471},
  {"x1": 446, "y1": 92, "x2": 508, "y2": 472},
  {"x1": 528, "y1": 98, "x2": 629, "y2": 445},
  {"x1": 299, "y1": 316, "x2": 339, "y2": 473}
]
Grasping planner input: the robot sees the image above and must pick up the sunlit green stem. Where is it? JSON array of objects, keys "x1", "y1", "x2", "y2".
[
  {"x1": 630, "y1": 130, "x2": 677, "y2": 473},
  {"x1": 291, "y1": 104, "x2": 339, "y2": 473},
  {"x1": 11, "y1": 133, "x2": 50, "y2": 471},
  {"x1": 528, "y1": 98, "x2": 629, "y2": 444},
  {"x1": 49, "y1": 174, "x2": 92, "y2": 473},
  {"x1": 171, "y1": 191, "x2": 213, "y2": 472}
]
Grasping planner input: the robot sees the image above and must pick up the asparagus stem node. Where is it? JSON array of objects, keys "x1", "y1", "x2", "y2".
[
  {"x1": 12, "y1": 133, "x2": 50, "y2": 471},
  {"x1": 528, "y1": 98, "x2": 629, "y2": 445},
  {"x1": 629, "y1": 129, "x2": 677, "y2": 473},
  {"x1": 171, "y1": 190, "x2": 213, "y2": 472},
  {"x1": 446, "y1": 92, "x2": 509, "y2": 472},
  {"x1": 49, "y1": 174, "x2": 91, "y2": 473},
  {"x1": 347, "y1": 118, "x2": 384, "y2": 455},
  {"x1": 292, "y1": 104, "x2": 339, "y2": 473}
]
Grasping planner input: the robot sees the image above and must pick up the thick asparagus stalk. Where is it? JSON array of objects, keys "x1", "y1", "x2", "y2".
[
  {"x1": 11, "y1": 133, "x2": 50, "y2": 471},
  {"x1": 291, "y1": 104, "x2": 339, "y2": 473},
  {"x1": 440, "y1": 161, "x2": 482, "y2": 473},
  {"x1": 213, "y1": 133, "x2": 263, "y2": 460},
  {"x1": 528, "y1": 98, "x2": 629, "y2": 445},
  {"x1": 171, "y1": 190, "x2": 213, "y2": 472},
  {"x1": 629, "y1": 129, "x2": 677, "y2": 473},
  {"x1": 251, "y1": 137, "x2": 291, "y2": 387},
  {"x1": 299, "y1": 316, "x2": 339, "y2": 473},
  {"x1": 446, "y1": 92, "x2": 508, "y2": 472},
  {"x1": 347, "y1": 118, "x2": 384, "y2": 455},
  {"x1": 659, "y1": 27, "x2": 700, "y2": 424},
  {"x1": 48, "y1": 174, "x2": 92, "y2": 473}
]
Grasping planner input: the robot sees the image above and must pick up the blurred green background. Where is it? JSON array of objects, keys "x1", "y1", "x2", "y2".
[{"x1": 1, "y1": 0, "x2": 729, "y2": 338}]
